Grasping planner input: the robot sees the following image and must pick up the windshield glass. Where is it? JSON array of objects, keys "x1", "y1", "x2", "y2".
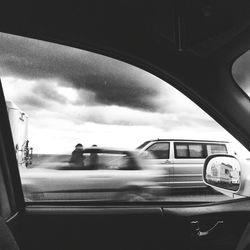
[{"x1": 0, "y1": 32, "x2": 248, "y2": 203}]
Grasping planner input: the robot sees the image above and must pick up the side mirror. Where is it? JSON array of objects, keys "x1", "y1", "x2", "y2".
[{"x1": 203, "y1": 154, "x2": 241, "y2": 192}]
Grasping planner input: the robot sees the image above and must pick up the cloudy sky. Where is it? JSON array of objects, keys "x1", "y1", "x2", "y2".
[{"x1": 0, "y1": 32, "x2": 248, "y2": 155}]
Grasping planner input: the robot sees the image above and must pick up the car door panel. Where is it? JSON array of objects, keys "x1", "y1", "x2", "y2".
[
  {"x1": 10, "y1": 198, "x2": 249, "y2": 250},
  {"x1": 146, "y1": 159, "x2": 173, "y2": 185},
  {"x1": 163, "y1": 199, "x2": 250, "y2": 250},
  {"x1": 172, "y1": 158, "x2": 205, "y2": 188},
  {"x1": 144, "y1": 142, "x2": 173, "y2": 184},
  {"x1": 20, "y1": 206, "x2": 165, "y2": 250}
]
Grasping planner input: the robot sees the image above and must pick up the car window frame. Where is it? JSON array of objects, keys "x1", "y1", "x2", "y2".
[{"x1": 0, "y1": 81, "x2": 25, "y2": 217}]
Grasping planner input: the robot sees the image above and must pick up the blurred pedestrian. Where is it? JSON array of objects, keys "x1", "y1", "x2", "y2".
[{"x1": 69, "y1": 143, "x2": 84, "y2": 168}]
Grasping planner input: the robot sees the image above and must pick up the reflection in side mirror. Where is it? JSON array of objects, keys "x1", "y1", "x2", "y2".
[{"x1": 203, "y1": 155, "x2": 240, "y2": 192}]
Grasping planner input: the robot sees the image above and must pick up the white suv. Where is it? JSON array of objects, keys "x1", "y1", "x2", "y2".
[{"x1": 137, "y1": 139, "x2": 234, "y2": 188}]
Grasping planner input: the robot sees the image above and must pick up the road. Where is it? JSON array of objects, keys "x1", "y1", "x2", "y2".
[{"x1": 158, "y1": 188, "x2": 238, "y2": 202}]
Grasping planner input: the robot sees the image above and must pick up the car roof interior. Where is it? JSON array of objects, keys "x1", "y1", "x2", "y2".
[{"x1": 2, "y1": 1, "x2": 250, "y2": 250}]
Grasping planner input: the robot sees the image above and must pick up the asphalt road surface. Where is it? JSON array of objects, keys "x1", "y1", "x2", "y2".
[{"x1": 159, "y1": 188, "x2": 237, "y2": 202}]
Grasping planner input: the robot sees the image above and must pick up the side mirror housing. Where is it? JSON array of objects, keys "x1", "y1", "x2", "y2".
[{"x1": 203, "y1": 154, "x2": 241, "y2": 196}]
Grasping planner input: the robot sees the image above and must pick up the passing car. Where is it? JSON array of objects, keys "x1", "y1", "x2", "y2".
[
  {"x1": 137, "y1": 139, "x2": 234, "y2": 188},
  {"x1": 20, "y1": 147, "x2": 163, "y2": 202}
]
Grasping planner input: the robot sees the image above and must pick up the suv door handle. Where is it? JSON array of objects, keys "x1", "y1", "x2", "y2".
[{"x1": 161, "y1": 160, "x2": 172, "y2": 164}]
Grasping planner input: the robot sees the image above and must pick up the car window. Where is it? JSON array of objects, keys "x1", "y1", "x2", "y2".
[
  {"x1": 0, "y1": 32, "x2": 248, "y2": 203},
  {"x1": 175, "y1": 143, "x2": 205, "y2": 158},
  {"x1": 146, "y1": 142, "x2": 170, "y2": 159},
  {"x1": 189, "y1": 144, "x2": 204, "y2": 158},
  {"x1": 207, "y1": 144, "x2": 227, "y2": 155},
  {"x1": 175, "y1": 144, "x2": 189, "y2": 158}
]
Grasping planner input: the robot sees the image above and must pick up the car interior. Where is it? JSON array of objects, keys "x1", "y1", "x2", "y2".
[{"x1": 2, "y1": 1, "x2": 250, "y2": 250}]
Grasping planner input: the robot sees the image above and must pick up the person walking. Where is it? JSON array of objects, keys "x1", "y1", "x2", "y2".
[{"x1": 69, "y1": 143, "x2": 84, "y2": 168}]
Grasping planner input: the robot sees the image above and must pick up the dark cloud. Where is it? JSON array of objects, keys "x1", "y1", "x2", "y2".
[
  {"x1": 66, "y1": 104, "x2": 216, "y2": 130},
  {"x1": 0, "y1": 33, "x2": 163, "y2": 111},
  {"x1": 16, "y1": 96, "x2": 46, "y2": 110},
  {"x1": 73, "y1": 74, "x2": 157, "y2": 111},
  {"x1": 33, "y1": 84, "x2": 68, "y2": 104}
]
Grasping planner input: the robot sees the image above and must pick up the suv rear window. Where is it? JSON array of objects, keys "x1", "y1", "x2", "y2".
[{"x1": 207, "y1": 144, "x2": 227, "y2": 155}]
